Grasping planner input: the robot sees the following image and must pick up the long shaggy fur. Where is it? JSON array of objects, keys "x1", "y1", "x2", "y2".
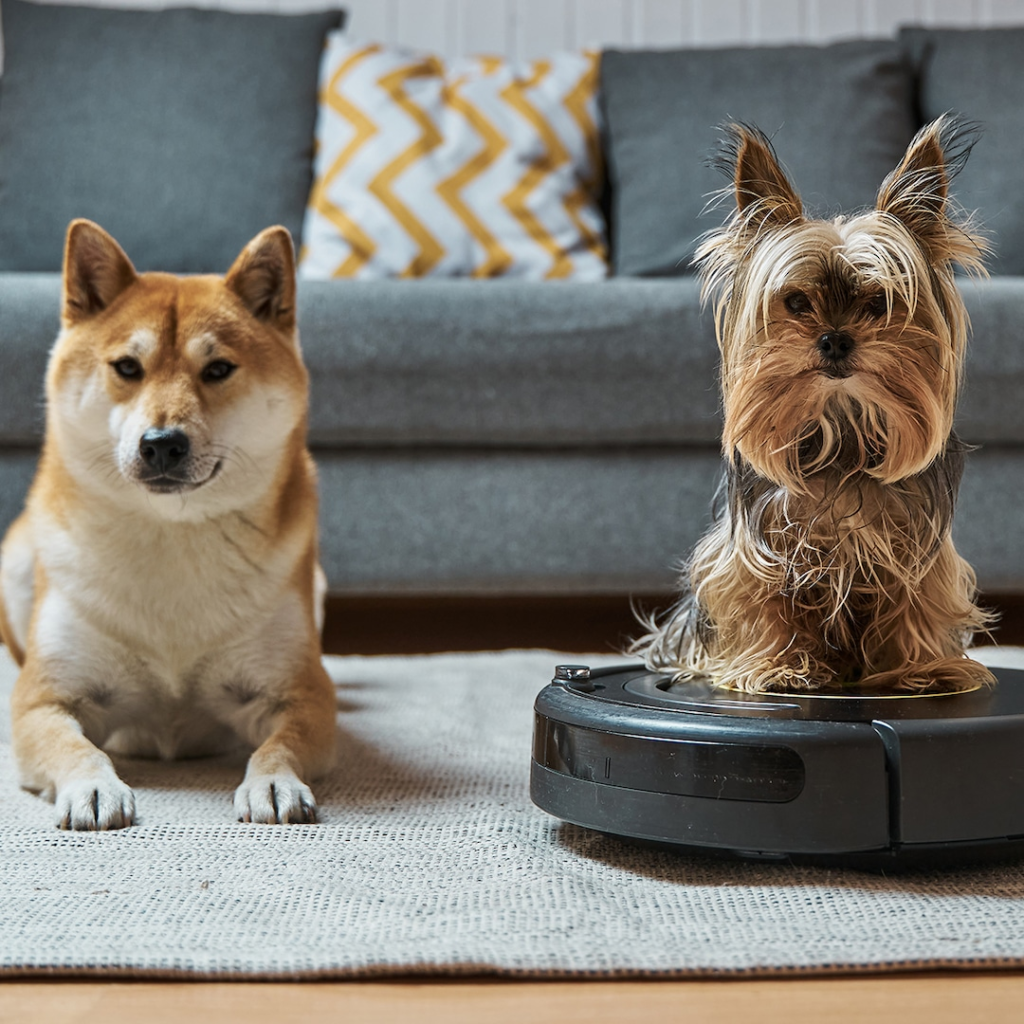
[{"x1": 631, "y1": 116, "x2": 995, "y2": 693}]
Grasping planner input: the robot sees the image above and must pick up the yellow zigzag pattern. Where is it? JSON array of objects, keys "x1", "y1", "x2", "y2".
[
  {"x1": 437, "y1": 63, "x2": 513, "y2": 278},
  {"x1": 369, "y1": 58, "x2": 446, "y2": 278},
  {"x1": 499, "y1": 53, "x2": 606, "y2": 278},
  {"x1": 308, "y1": 44, "x2": 381, "y2": 278},
  {"x1": 561, "y1": 53, "x2": 607, "y2": 267},
  {"x1": 499, "y1": 62, "x2": 572, "y2": 279},
  {"x1": 302, "y1": 43, "x2": 607, "y2": 280}
]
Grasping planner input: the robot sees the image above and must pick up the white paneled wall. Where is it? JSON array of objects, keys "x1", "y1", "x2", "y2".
[{"x1": 10, "y1": 0, "x2": 1024, "y2": 57}]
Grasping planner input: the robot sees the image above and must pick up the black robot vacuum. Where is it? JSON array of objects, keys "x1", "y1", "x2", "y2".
[{"x1": 531, "y1": 662, "x2": 1024, "y2": 869}]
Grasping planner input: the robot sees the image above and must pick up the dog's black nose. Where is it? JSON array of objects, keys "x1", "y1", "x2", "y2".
[
  {"x1": 139, "y1": 428, "x2": 190, "y2": 473},
  {"x1": 817, "y1": 331, "x2": 855, "y2": 362}
]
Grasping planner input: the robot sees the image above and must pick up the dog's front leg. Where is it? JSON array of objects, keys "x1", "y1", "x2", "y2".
[
  {"x1": 233, "y1": 657, "x2": 336, "y2": 825},
  {"x1": 11, "y1": 657, "x2": 135, "y2": 830}
]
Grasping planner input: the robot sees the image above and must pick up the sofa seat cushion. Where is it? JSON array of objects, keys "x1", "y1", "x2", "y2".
[
  {"x1": 297, "y1": 278, "x2": 721, "y2": 445},
  {"x1": 0, "y1": 0, "x2": 342, "y2": 273},
  {"x1": 1, "y1": 275, "x2": 1022, "y2": 448},
  {"x1": 313, "y1": 447, "x2": 724, "y2": 593},
  {"x1": 957, "y1": 278, "x2": 1024, "y2": 442},
  {"x1": 0, "y1": 274, "x2": 59, "y2": 444}
]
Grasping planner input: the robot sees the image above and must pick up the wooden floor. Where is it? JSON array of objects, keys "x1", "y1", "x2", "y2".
[
  {"x1": 4, "y1": 974, "x2": 1024, "y2": 1023},
  {"x1": 5, "y1": 590, "x2": 1024, "y2": 1022}
]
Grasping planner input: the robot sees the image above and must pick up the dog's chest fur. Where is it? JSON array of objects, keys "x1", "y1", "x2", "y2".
[
  {"x1": 728, "y1": 444, "x2": 961, "y2": 591},
  {"x1": 32, "y1": 504, "x2": 307, "y2": 759}
]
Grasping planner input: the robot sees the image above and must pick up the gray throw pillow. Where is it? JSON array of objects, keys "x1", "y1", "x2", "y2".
[
  {"x1": 0, "y1": 0, "x2": 344, "y2": 272},
  {"x1": 902, "y1": 26, "x2": 1024, "y2": 276},
  {"x1": 601, "y1": 40, "x2": 915, "y2": 277}
]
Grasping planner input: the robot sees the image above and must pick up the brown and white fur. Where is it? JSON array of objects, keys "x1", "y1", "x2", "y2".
[
  {"x1": 0, "y1": 220, "x2": 336, "y2": 829},
  {"x1": 631, "y1": 116, "x2": 994, "y2": 694}
]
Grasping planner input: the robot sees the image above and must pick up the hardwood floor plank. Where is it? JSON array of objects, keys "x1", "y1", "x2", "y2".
[{"x1": 3, "y1": 974, "x2": 1024, "y2": 1024}]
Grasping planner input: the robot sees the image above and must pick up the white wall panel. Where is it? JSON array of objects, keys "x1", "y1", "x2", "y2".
[
  {"x1": 809, "y1": 0, "x2": 863, "y2": 39},
  {"x1": 570, "y1": 0, "x2": 632, "y2": 48},
  {"x1": 514, "y1": 0, "x2": 571, "y2": 59},
  {"x1": 7, "y1": 0, "x2": 1024, "y2": 59},
  {"x1": 991, "y1": 0, "x2": 1024, "y2": 22},
  {"x1": 751, "y1": 0, "x2": 804, "y2": 42},
  {"x1": 863, "y1": 0, "x2": 921, "y2": 36},
  {"x1": 693, "y1": 0, "x2": 749, "y2": 44},
  {"x1": 928, "y1": 0, "x2": 983, "y2": 22},
  {"x1": 633, "y1": 0, "x2": 694, "y2": 46},
  {"x1": 394, "y1": 0, "x2": 452, "y2": 52},
  {"x1": 343, "y1": 0, "x2": 395, "y2": 41},
  {"x1": 457, "y1": 0, "x2": 513, "y2": 55}
]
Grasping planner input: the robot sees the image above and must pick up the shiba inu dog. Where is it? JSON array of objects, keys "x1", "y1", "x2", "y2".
[{"x1": 0, "y1": 220, "x2": 336, "y2": 829}]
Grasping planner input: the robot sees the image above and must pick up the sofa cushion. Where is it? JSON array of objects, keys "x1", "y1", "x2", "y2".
[
  {"x1": 0, "y1": 0, "x2": 343, "y2": 273},
  {"x1": 956, "y1": 278, "x2": 1024, "y2": 442},
  {"x1": 1, "y1": 275, "x2": 1022, "y2": 448},
  {"x1": 297, "y1": 278, "x2": 720, "y2": 444},
  {"x1": 299, "y1": 36, "x2": 607, "y2": 281},
  {"x1": 901, "y1": 26, "x2": 1024, "y2": 275},
  {"x1": 0, "y1": 274, "x2": 58, "y2": 444},
  {"x1": 600, "y1": 40, "x2": 916, "y2": 277},
  {"x1": 313, "y1": 447, "x2": 724, "y2": 593}
]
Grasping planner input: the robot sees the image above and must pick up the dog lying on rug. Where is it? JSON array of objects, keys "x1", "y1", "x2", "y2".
[
  {"x1": 0, "y1": 220, "x2": 336, "y2": 830},
  {"x1": 632, "y1": 116, "x2": 994, "y2": 695}
]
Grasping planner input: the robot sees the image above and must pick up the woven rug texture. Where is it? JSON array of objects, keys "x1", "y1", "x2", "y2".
[{"x1": 3, "y1": 644, "x2": 1024, "y2": 979}]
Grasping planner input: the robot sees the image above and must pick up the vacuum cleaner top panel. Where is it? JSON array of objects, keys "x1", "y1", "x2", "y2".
[{"x1": 584, "y1": 663, "x2": 1024, "y2": 722}]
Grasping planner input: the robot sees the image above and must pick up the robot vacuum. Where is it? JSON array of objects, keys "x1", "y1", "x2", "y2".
[{"x1": 531, "y1": 662, "x2": 1024, "y2": 869}]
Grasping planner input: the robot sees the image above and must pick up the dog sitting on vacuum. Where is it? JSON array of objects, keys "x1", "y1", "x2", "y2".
[
  {"x1": 0, "y1": 219, "x2": 336, "y2": 829},
  {"x1": 631, "y1": 116, "x2": 994, "y2": 694}
]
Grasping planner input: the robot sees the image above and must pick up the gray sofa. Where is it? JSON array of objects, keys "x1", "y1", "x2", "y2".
[{"x1": 1, "y1": 2, "x2": 1022, "y2": 598}]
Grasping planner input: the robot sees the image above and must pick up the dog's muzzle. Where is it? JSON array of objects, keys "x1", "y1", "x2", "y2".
[
  {"x1": 136, "y1": 429, "x2": 220, "y2": 492},
  {"x1": 817, "y1": 331, "x2": 855, "y2": 379}
]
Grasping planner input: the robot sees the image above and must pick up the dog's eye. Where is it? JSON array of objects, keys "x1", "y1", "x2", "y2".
[
  {"x1": 784, "y1": 292, "x2": 813, "y2": 315},
  {"x1": 202, "y1": 360, "x2": 236, "y2": 383},
  {"x1": 111, "y1": 357, "x2": 142, "y2": 380},
  {"x1": 864, "y1": 293, "x2": 889, "y2": 318}
]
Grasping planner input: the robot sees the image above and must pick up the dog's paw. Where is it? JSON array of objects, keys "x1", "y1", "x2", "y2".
[
  {"x1": 234, "y1": 774, "x2": 318, "y2": 825},
  {"x1": 55, "y1": 776, "x2": 136, "y2": 831}
]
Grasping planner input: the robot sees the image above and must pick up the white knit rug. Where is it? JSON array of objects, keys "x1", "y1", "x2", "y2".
[{"x1": 3, "y1": 644, "x2": 1024, "y2": 979}]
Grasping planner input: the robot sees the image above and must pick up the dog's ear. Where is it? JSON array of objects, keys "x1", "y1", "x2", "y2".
[
  {"x1": 62, "y1": 220, "x2": 138, "y2": 326},
  {"x1": 876, "y1": 118, "x2": 953, "y2": 246},
  {"x1": 715, "y1": 123, "x2": 802, "y2": 231},
  {"x1": 226, "y1": 227, "x2": 296, "y2": 331},
  {"x1": 876, "y1": 114, "x2": 986, "y2": 270}
]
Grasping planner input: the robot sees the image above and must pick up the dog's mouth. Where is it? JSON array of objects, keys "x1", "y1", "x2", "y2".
[
  {"x1": 821, "y1": 364, "x2": 853, "y2": 380},
  {"x1": 798, "y1": 425, "x2": 883, "y2": 473},
  {"x1": 140, "y1": 460, "x2": 223, "y2": 494}
]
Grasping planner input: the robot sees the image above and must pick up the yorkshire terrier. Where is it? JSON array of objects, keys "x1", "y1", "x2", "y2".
[{"x1": 631, "y1": 115, "x2": 995, "y2": 694}]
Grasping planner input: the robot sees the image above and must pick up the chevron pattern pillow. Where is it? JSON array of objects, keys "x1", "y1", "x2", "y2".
[{"x1": 299, "y1": 36, "x2": 607, "y2": 280}]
